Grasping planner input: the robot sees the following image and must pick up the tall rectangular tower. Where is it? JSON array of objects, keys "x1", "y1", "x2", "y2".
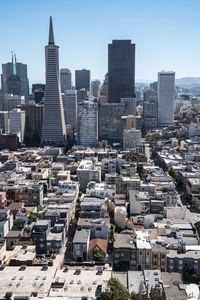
[
  {"x1": 157, "y1": 71, "x2": 175, "y2": 127},
  {"x1": 1, "y1": 56, "x2": 29, "y2": 101},
  {"x1": 41, "y1": 17, "x2": 66, "y2": 146},
  {"x1": 108, "y1": 40, "x2": 135, "y2": 103},
  {"x1": 75, "y1": 69, "x2": 90, "y2": 92},
  {"x1": 60, "y1": 68, "x2": 72, "y2": 92}
]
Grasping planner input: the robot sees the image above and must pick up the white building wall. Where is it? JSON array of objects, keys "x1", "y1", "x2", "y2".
[
  {"x1": 157, "y1": 71, "x2": 175, "y2": 127},
  {"x1": 9, "y1": 108, "x2": 25, "y2": 142}
]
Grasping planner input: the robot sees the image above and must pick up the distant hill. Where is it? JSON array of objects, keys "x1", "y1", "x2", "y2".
[{"x1": 176, "y1": 77, "x2": 200, "y2": 87}]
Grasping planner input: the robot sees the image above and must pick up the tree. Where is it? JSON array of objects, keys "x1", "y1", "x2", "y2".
[
  {"x1": 28, "y1": 212, "x2": 38, "y2": 224},
  {"x1": 93, "y1": 250, "x2": 105, "y2": 262},
  {"x1": 100, "y1": 278, "x2": 130, "y2": 300},
  {"x1": 12, "y1": 219, "x2": 23, "y2": 230}
]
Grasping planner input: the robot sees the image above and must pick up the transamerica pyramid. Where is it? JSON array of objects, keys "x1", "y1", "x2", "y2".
[{"x1": 41, "y1": 17, "x2": 66, "y2": 146}]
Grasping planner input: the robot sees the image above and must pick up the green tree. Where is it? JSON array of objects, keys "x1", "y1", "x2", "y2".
[
  {"x1": 100, "y1": 278, "x2": 130, "y2": 300},
  {"x1": 93, "y1": 250, "x2": 105, "y2": 262},
  {"x1": 12, "y1": 219, "x2": 23, "y2": 230},
  {"x1": 28, "y1": 212, "x2": 38, "y2": 224}
]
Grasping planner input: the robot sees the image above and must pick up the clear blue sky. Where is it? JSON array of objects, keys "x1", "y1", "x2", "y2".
[{"x1": 1, "y1": 0, "x2": 200, "y2": 84}]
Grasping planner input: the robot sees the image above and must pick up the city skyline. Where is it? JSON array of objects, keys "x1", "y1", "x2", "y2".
[{"x1": 1, "y1": 0, "x2": 200, "y2": 84}]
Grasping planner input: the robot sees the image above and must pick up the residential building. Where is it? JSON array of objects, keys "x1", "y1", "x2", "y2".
[
  {"x1": 77, "y1": 160, "x2": 101, "y2": 192},
  {"x1": 123, "y1": 128, "x2": 142, "y2": 150},
  {"x1": 136, "y1": 231, "x2": 152, "y2": 270},
  {"x1": 73, "y1": 229, "x2": 90, "y2": 262},
  {"x1": 77, "y1": 100, "x2": 98, "y2": 147},
  {"x1": 113, "y1": 232, "x2": 137, "y2": 270}
]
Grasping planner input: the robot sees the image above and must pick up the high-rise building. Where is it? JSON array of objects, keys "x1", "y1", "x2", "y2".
[
  {"x1": 91, "y1": 80, "x2": 100, "y2": 98},
  {"x1": 98, "y1": 97, "x2": 137, "y2": 145},
  {"x1": 9, "y1": 108, "x2": 25, "y2": 143},
  {"x1": 150, "y1": 81, "x2": 158, "y2": 92},
  {"x1": 98, "y1": 102, "x2": 125, "y2": 145},
  {"x1": 120, "y1": 97, "x2": 136, "y2": 116},
  {"x1": 60, "y1": 69, "x2": 72, "y2": 92},
  {"x1": 75, "y1": 69, "x2": 90, "y2": 92},
  {"x1": 0, "y1": 111, "x2": 9, "y2": 134},
  {"x1": 41, "y1": 17, "x2": 66, "y2": 146},
  {"x1": 24, "y1": 102, "x2": 43, "y2": 146},
  {"x1": 32, "y1": 84, "x2": 45, "y2": 104},
  {"x1": 0, "y1": 90, "x2": 4, "y2": 111},
  {"x1": 157, "y1": 71, "x2": 175, "y2": 127},
  {"x1": 1, "y1": 54, "x2": 29, "y2": 100},
  {"x1": 77, "y1": 100, "x2": 98, "y2": 147},
  {"x1": 123, "y1": 128, "x2": 141, "y2": 150},
  {"x1": 63, "y1": 90, "x2": 77, "y2": 132},
  {"x1": 108, "y1": 40, "x2": 135, "y2": 103},
  {"x1": 143, "y1": 90, "x2": 158, "y2": 130},
  {"x1": 100, "y1": 73, "x2": 108, "y2": 103},
  {"x1": 4, "y1": 94, "x2": 25, "y2": 111}
]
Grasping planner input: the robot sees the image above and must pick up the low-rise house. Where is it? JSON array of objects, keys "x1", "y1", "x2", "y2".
[
  {"x1": 73, "y1": 229, "x2": 90, "y2": 262},
  {"x1": 113, "y1": 231, "x2": 137, "y2": 271},
  {"x1": 77, "y1": 217, "x2": 110, "y2": 240},
  {"x1": 31, "y1": 219, "x2": 51, "y2": 254},
  {"x1": 151, "y1": 242, "x2": 168, "y2": 272},
  {"x1": 136, "y1": 230, "x2": 152, "y2": 270},
  {"x1": 167, "y1": 249, "x2": 200, "y2": 276},
  {"x1": 88, "y1": 238, "x2": 108, "y2": 261},
  {"x1": 0, "y1": 209, "x2": 13, "y2": 241}
]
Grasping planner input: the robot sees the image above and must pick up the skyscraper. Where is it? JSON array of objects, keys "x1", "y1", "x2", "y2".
[
  {"x1": 91, "y1": 80, "x2": 100, "y2": 98},
  {"x1": 108, "y1": 40, "x2": 135, "y2": 103},
  {"x1": 157, "y1": 71, "x2": 175, "y2": 127},
  {"x1": 1, "y1": 54, "x2": 29, "y2": 101},
  {"x1": 60, "y1": 68, "x2": 72, "y2": 92},
  {"x1": 63, "y1": 90, "x2": 77, "y2": 132},
  {"x1": 143, "y1": 90, "x2": 158, "y2": 130},
  {"x1": 75, "y1": 69, "x2": 90, "y2": 92},
  {"x1": 9, "y1": 108, "x2": 25, "y2": 143},
  {"x1": 41, "y1": 17, "x2": 66, "y2": 146}
]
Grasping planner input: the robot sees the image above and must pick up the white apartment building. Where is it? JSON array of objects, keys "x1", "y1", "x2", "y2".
[{"x1": 157, "y1": 71, "x2": 175, "y2": 127}]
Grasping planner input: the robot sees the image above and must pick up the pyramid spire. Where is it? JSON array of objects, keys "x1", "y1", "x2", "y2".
[
  {"x1": 48, "y1": 16, "x2": 55, "y2": 45},
  {"x1": 11, "y1": 51, "x2": 16, "y2": 75}
]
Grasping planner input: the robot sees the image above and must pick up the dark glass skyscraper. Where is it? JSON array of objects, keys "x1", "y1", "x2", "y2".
[
  {"x1": 108, "y1": 40, "x2": 135, "y2": 103},
  {"x1": 75, "y1": 69, "x2": 90, "y2": 92}
]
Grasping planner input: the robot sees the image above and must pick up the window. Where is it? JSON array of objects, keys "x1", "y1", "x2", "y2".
[{"x1": 96, "y1": 226, "x2": 101, "y2": 231}]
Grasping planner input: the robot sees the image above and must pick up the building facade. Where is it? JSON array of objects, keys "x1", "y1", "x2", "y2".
[
  {"x1": 157, "y1": 71, "x2": 175, "y2": 127},
  {"x1": 1, "y1": 54, "x2": 29, "y2": 101},
  {"x1": 9, "y1": 108, "x2": 25, "y2": 143},
  {"x1": 77, "y1": 100, "x2": 98, "y2": 147},
  {"x1": 63, "y1": 89, "x2": 77, "y2": 132},
  {"x1": 108, "y1": 40, "x2": 135, "y2": 103},
  {"x1": 60, "y1": 68, "x2": 72, "y2": 92},
  {"x1": 75, "y1": 69, "x2": 90, "y2": 92},
  {"x1": 41, "y1": 17, "x2": 66, "y2": 146}
]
